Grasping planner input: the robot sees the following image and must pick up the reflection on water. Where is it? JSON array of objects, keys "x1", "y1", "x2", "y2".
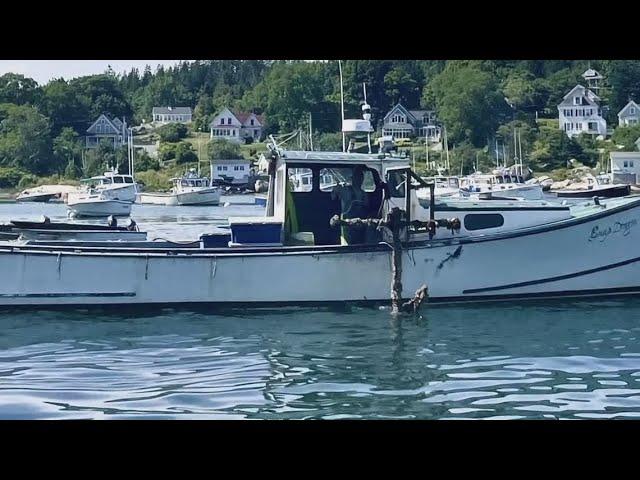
[
  {"x1": 1, "y1": 299, "x2": 640, "y2": 419},
  {"x1": 2, "y1": 197, "x2": 640, "y2": 419}
]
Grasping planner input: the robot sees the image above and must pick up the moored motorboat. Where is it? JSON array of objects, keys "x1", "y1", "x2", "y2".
[
  {"x1": 137, "y1": 169, "x2": 220, "y2": 206},
  {"x1": 67, "y1": 192, "x2": 133, "y2": 217},
  {"x1": 16, "y1": 185, "x2": 80, "y2": 203},
  {"x1": 552, "y1": 174, "x2": 631, "y2": 198},
  {"x1": 3, "y1": 216, "x2": 145, "y2": 242}
]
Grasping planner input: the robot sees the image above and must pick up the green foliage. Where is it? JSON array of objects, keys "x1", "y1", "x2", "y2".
[
  {"x1": 207, "y1": 138, "x2": 243, "y2": 160},
  {"x1": 529, "y1": 124, "x2": 587, "y2": 170},
  {"x1": 18, "y1": 174, "x2": 38, "y2": 189},
  {"x1": 156, "y1": 122, "x2": 188, "y2": 142},
  {"x1": 134, "y1": 150, "x2": 160, "y2": 171},
  {"x1": 0, "y1": 73, "x2": 40, "y2": 105},
  {"x1": 0, "y1": 103, "x2": 55, "y2": 174},
  {"x1": 135, "y1": 170, "x2": 171, "y2": 192},
  {"x1": 159, "y1": 141, "x2": 198, "y2": 164},
  {"x1": 315, "y1": 132, "x2": 343, "y2": 152},
  {"x1": 611, "y1": 124, "x2": 640, "y2": 150},
  {"x1": 0, "y1": 166, "x2": 25, "y2": 188},
  {"x1": 426, "y1": 63, "x2": 510, "y2": 146}
]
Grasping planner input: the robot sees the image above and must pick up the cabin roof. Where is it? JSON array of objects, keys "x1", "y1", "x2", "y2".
[{"x1": 279, "y1": 150, "x2": 411, "y2": 166}]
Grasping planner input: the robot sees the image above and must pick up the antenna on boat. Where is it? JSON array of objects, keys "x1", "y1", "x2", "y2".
[
  {"x1": 338, "y1": 60, "x2": 346, "y2": 153},
  {"x1": 362, "y1": 83, "x2": 372, "y2": 154}
]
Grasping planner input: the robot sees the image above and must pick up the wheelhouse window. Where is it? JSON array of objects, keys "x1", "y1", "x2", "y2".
[
  {"x1": 289, "y1": 168, "x2": 313, "y2": 192},
  {"x1": 113, "y1": 176, "x2": 124, "y2": 183},
  {"x1": 464, "y1": 214, "x2": 505, "y2": 231},
  {"x1": 319, "y1": 167, "x2": 375, "y2": 193}
]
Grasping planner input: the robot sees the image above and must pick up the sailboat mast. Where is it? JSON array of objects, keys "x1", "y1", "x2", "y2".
[
  {"x1": 309, "y1": 112, "x2": 313, "y2": 151},
  {"x1": 338, "y1": 60, "x2": 346, "y2": 153},
  {"x1": 518, "y1": 130, "x2": 523, "y2": 176}
]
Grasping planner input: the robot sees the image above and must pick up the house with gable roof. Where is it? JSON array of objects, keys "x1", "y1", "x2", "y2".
[
  {"x1": 557, "y1": 85, "x2": 607, "y2": 138},
  {"x1": 618, "y1": 100, "x2": 640, "y2": 127},
  {"x1": 209, "y1": 107, "x2": 264, "y2": 144},
  {"x1": 152, "y1": 106, "x2": 192, "y2": 124},
  {"x1": 381, "y1": 103, "x2": 441, "y2": 142},
  {"x1": 85, "y1": 114, "x2": 127, "y2": 148}
]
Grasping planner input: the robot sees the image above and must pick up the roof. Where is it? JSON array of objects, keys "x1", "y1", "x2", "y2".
[
  {"x1": 558, "y1": 85, "x2": 600, "y2": 107},
  {"x1": 610, "y1": 151, "x2": 640, "y2": 159},
  {"x1": 618, "y1": 100, "x2": 640, "y2": 117},
  {"x1": 210, "y1": 108, "x2": 264, "y2": 127},
  {"x1": 152, "y1": 107, "x2": 192, "y2": 115},
  {"x1": 86, "y1": 114, "x2": 122, "y2": 135},
  {"x1": 211, "y1": 158, "x2": 251, "y2": 164},
  {"x1": 279, "y1": 150, "x2": 411, "y2": 167},
  {"x1": 582, "y1": 68, "x2": 603, "y2": 80}
]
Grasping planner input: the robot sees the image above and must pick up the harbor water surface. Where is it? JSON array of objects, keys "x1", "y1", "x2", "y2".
[{"x1": 1, "y1": 198, "x2": 640, "y2": 419}]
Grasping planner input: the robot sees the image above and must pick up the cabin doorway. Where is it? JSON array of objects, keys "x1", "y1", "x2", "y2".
[{"x1": 285, "y1": 164, "x2": 385, "y2": 246}]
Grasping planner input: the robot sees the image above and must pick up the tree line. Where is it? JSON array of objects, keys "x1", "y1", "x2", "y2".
[{"x1": 1, "y1": 60, "x2": 640, "y2": 188}]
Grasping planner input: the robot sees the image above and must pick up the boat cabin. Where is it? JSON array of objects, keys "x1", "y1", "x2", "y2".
[
  {"x1": 172, "y1": 177, "x2": 211, "y2": 188},
  {"x1": 227, "y1": 150, "x2": 432, "y2": 248},
  {"x1": 82, "y1": 172, "x2": 135, "y2": 187}
]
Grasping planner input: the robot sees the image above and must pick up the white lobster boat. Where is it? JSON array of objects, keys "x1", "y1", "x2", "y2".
[
  {"x1": 138, "y1": 170, "x2": 220, "y2": 206},
  {"x1": 1, "y1": 147, "x2": 640, "y2": 307}
]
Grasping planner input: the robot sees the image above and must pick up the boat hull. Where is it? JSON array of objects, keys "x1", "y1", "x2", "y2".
[
  {"x1": 15, "y1": 194, "x2": 57, "y2": 203},
  {"x1": 67, "y1": 199, "x2": 133, "y2": 217},
  {"x1": 175, "y1": 189, "x2": 220, "y2": 206},
  {"x1": 554, "y1": 185, "x2": 631, "y2": 198},
  {"x1": 137, "y1": 193, "x2": 179, "y2": 206},
  {"x1": 137, "y1": 189, "x2": 220, "y2": 206},
  {"x1": 15, "y1": 229, "x2": 147, "y2": 242},
  {"x1": 2, "y1": 197, "x2": 640, "y2": 307}
]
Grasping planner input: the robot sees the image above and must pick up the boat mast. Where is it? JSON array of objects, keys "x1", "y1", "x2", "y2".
[
  {"x1": 362, "y1": 83, "x2": 372, "y2": 154},
  {"x1": 518, "y1": 129, "x2": 523, "y2": 176},
  {"x1": 338, "y1": 60, "x2": 346, "y2": 153},
  {"x1": 309, "y1": 112, "x2": 314, "y2": 151},
  {"x1": 444, "y1": 126, "x2": 450, "y2": 172}
]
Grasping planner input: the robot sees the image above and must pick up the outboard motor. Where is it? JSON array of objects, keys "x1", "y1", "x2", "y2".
[
  {"x1": 107, "y1": 215, "x2": 117, "y2": 228},
  {"x1": 39, "y1": 215, "x2": 51, "y2": 224}
]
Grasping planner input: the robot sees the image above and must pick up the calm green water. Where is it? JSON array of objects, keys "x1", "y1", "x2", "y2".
[{"x1": 1, "y1": 199, "x2": 640, "y2": 419}]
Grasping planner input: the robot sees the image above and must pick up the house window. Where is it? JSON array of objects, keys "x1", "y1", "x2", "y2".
[
  {"x1": 240, "y1": 166, "x2": 245, "y2": 171},
  {"x1": 217, "y1": 166, "x2": 222, "y2": 171},
  {"x1": 223, "y1": 166, "x2": 228, "y2": 171},
  {"x1": 227, "y1": 118, "x2": 232, "y2": 125},
  {"x1": 250, "y1": 119, "x2": 254, "y2": 126},
  {"x1": 632, "y1": 107, "x2": 636, "y2": 114},
  {"x1": 631, "y1": 161, "x2": 635, "y2": 168},
  {"x1": 624, "y1": 161, "x2": 629, "y2": 168},
  {"x1": 391, "y1": 114, "x2": 405, "y2": 123},
  {"x1": 574, "y1": 97, "x2": 581, "y2": 105},
  {"x1": 220, "y1": 118, "x2": 224, "y2": 125}
]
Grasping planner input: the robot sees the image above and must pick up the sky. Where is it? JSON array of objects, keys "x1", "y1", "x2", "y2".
[{"x1": 0, "y1": 60, "x2": 189, "y2": 85}]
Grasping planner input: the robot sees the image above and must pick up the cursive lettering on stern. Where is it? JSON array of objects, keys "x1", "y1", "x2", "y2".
[{"x1": 589, "y1": 219, "x2": 638, "y2": 243}]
